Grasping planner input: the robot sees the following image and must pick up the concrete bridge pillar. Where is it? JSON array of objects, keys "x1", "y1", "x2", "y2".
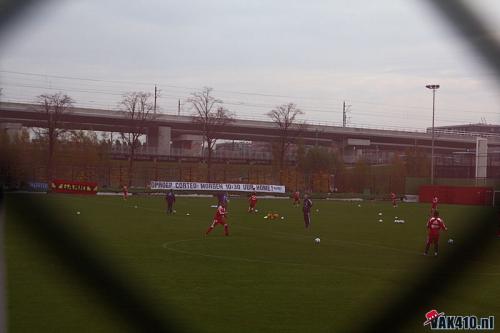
[
  {"x1": 475, "y1": 137, "x2": 487, "y2": 179},
  {"x1": 147, "y1": 126, "x2": 171, "y2": 155},
  {"x1": 0, "y1": 123, "x2": 22, "y2": 142}
]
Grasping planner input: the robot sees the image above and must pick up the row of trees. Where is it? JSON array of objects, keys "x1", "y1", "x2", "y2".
[
  {"x1": 14, "y1": 88, "x2": 431, "y2": 190},
  {"x1": 26, "y1": 87, "x2": 306, "y2": 185}
]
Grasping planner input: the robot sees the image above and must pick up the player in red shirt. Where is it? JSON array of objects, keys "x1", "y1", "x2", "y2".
[
  {"x1": 248, "y1": 193, "x2": 258, "y2": 213},
  {"x1": 292, "y1": 190, "x2": 300, "y2": 207},
  {"x1": 390, "y1": 192, "x2": 397, "y2": 208},
  {"x1": 122, "y1": 185, "x2": 128, "y2": 200},
  {"x1": 206, "y1": 205, "x2": 229, "y2": 236},
  {"x1": 431, "y1": 196, "x2": 439, "y2": 215},
  {"x1": 424, "y1": 210, "x2": 447, "y2": 256}
]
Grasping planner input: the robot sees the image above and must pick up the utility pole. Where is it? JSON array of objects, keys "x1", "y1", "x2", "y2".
[
  {"x1": 343, "y1": 101, "x2": 350, "y2": 127},
  {"x1": 343, "y1": 101, "x2": 346, "y2": 127},
  {"x1": 178, "y1": 99, "x2": 181, "y2": 116},
  {"x1": 426, "y1": 84, "x2": 440, "y2": 185},
  {"x1": 431, "y1": 88, "x2": 436, "y2": 185},
  {"x1": 153, "y1": 85, "x2": 157, "y2": 115}
]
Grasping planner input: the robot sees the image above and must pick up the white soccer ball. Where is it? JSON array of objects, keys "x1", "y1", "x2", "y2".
[
  {"x1": 134, "y1": 205, "x2": 138, "y2": 209},
  {"x1": 448, "y1": 238, "x2": 454, "y2": 244},
  {"x1": 281, "y1": 216, "x2": 284, "y2": 220},
  {"x1": 357, "y1": 204, "x2": 361, "y2": 207},
  {"x1": 314, "y1": 237, "x2": 321, "y2": 244},
  {"x1": 378, "y1": 212, "x2": 382, "y2": 216},
  {"x1": 186, "y1": 213, "x2": 190, "y2": 216},
  {"x1": 316, "y1": 209, "x2": 320, "y2": 212},
  {"x1": 255, "y1": 209, "x2": 258, "y2": 212},
  {"x1": 378, "y1": 219, "x2": 383, "y2": 223},
  {"x1": 76, "y1": 211, "x2": 80, "y2": 215}
]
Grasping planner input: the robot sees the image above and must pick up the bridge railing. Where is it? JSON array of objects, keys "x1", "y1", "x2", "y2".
[
  {"x1": 4, "y1": 101, "x2": 499, "y2": 141},
  {"x1": 428, "y1": 128, "x2": 500, "y2": 141}
]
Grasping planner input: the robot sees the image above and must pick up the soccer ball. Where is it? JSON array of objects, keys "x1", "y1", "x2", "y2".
[
  {"x1": 378, "y1": 219, "x2": 383, "y2": 223},
  {"x1": 314, "y1": 237, "x2": 321, "y2": 244},
  {"x1": 76, "y1": 211, "x2": 81, "y2": 215},
  {"x1": 281, "y1": 216, "x2": 284, "y2": 220},
  {"x1": 378, "y1": 212, "x2": 382, "y2": 216},
  {"x1": 448, "y1": 238, "x2": 454, "y2": 244},
  {"x1": 255, "y1": 209, "x2": 258, "y2": 213},
  {"x1": 134, "y1": 205, "x2": 138, "y2": 209},
  {"x1": 186, "y1": 213, "x2": 190, "y2": 216}
]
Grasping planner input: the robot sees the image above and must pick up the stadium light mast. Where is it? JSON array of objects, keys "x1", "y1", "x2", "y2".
[{"x1": 426, "y1": 84, "x2": 440, "y2": 185}]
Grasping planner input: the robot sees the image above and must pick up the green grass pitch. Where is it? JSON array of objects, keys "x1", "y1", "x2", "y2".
[{"x1": 4, "y1": 194, "x2": 500, "y2": 332}]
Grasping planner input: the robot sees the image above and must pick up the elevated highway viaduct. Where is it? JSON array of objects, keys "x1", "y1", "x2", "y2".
[{"x1": 1, "y1": 102, "x2": 497, "y2": 157}]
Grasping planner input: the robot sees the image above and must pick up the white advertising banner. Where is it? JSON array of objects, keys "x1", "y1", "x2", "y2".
[{"x1": 150, "y1": 181, "x2": 286, "y2": 193}]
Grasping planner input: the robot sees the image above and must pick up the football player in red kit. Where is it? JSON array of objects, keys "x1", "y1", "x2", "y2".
[
  {"x1": 424, "y1": 210, "x2": 447, "y2": 256},
  {"x1": 206, "y1": 205, "x2": 229, "y2": 236},
  {"x1": 431, "y1": 196, "x2": 439, "y2": 215},
  {"x1": 122, "y1": 185, "x2": 128, "y2": 200},
  {"x1": 248, "y1": 193, "x2": 258, "y2": 213},
  {"x1": 391, "y1": 192, "x2": 397, "y2": 208},
  {"x1": 293, "y1": 190, "x2": 300, "y2": 207}
]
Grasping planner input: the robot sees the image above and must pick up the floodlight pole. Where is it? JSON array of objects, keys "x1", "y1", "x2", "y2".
[{"x1": 426, "y1": 84, "x2": 440, "y2": 185}]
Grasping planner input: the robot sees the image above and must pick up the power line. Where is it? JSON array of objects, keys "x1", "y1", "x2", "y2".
[
  {"x1": 2, "y1": 69, "x2": 499, "y2": 116},
  {"x1": 1, "y1": 71, "x2": 497, "y2": 126},
  {"x1": 0, "y1": 90, "x2": 491, "y2": 126}
]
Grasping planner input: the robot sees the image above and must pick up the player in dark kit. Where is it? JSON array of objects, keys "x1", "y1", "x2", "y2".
[
  {"x1": 303, "y1": 194, "x2": 313, "y2": 228},
  {"x1": 206, "y1": 204, "x2": 229, "y2": 236},
  {"x1": 217, "y1": 192, "x2": 228, "y2": 208},
  {"x1": 424, "y1": 210, "x2": 448, "y2": 256},
  {"x1": 166, "y1": 189, "x2": 176, "y2": 214}
]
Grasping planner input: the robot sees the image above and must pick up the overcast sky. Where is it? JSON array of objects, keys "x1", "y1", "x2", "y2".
[{"x1": 0, "y1": 0, "x2": 499, "y2": 130}]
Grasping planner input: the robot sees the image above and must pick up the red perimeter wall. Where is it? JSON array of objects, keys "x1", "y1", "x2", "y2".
[{"x1": 419, "y1": 185, "x2": 493, "y2": 206}]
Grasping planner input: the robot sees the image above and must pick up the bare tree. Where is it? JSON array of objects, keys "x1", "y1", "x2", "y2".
[
  {"x1": 267, "y1": 103, "x2": 304, "y2": 182},
  {"x1": 119, "y1": 91, "x2": 154, "y2": 186},
  {"x1": 35, "y1": 92, "x2": 74, "y2": 181},
  {"x1": 188, "y1": 87, "x2": 234, "y2": 182}
]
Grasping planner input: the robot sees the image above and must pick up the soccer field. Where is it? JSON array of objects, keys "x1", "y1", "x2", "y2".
[{"x1": 4, "y1": 194, "x2": 500, "y2": 332}]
